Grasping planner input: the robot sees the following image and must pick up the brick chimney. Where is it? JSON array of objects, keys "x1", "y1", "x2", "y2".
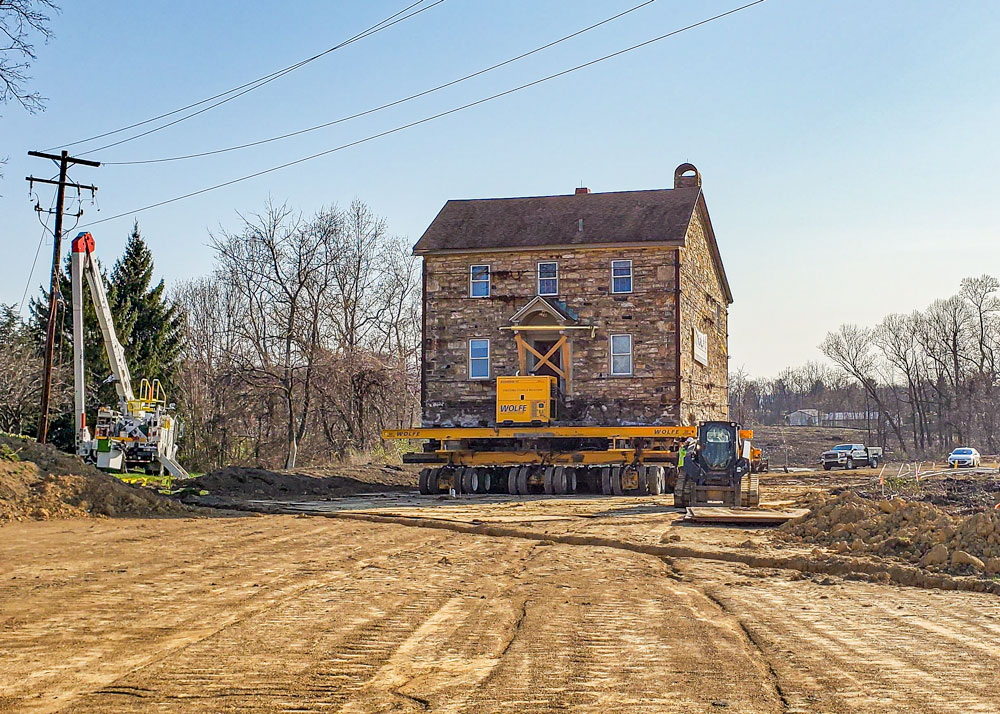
[
  {"x1": 673, "y1": 163, "x2": 701, "y2": 189},
  {"x1": 575, "y1": 187, "x2": 590, "y2": 195}
]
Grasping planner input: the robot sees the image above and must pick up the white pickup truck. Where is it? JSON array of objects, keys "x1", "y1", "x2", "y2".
[{"x1": 821, "y1": 443, "x2": 883, "y2": 470}]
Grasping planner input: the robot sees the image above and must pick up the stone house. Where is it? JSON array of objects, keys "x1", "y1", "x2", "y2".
[{"x1": 413, "y1": 163, "x2": 732, "y2": 427}]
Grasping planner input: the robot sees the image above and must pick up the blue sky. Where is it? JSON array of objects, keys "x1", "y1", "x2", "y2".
[{"x1": 2, "y1": 0, "x2": 999, "y2": 377}]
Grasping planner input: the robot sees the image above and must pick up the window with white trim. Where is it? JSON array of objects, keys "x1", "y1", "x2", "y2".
[
  {"x1": 610, "y1": 334, "x2": 632, "y2": 376},
  {"x1": 611, "y1": 259, "x2": 632, "y2": 293},
  {"x1": 469, "y1": 339, "x2": 490, "y2": 379},
  {"x1": 470, "y1": 265, "x2": 490, "y2": 297},
  {"x1": 537, "y1": 261, "x2": 558, "y2": 296}
]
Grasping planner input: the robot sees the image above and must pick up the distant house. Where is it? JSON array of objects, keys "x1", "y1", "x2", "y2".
[
  {"x1": 785, "y1": 409, "x2": 819, "y2": 427},
  {"x1": 822, "y1": 411, "x2": 881, "y2": 428}
]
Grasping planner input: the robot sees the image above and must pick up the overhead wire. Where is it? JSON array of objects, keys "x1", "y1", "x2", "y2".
[
  {"x1": 105, "y1": 0, "x2": 658, "y2": 166},
  {"x1": 81, "y1": 0, "x2": 766, "y2": 229},
  {"x1": 18, "y1": 193, "x2": 57, "y2": 317},
  {"x1": 46, "y1": 0, "x2": 443, "y2": 154}
]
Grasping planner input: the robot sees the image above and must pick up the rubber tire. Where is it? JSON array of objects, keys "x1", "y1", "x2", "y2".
[
  {"x1": 516, "y1": 467, "x2": 530, "y2": 496},
  {"x1": 507, "y1": 467, "x2": 519, "y2": 495},
  {"x1": 846, "y1": 457, "x2": 854, "y2": 470},
  {"x1": 611, "y1": 466, "x2": 624, "y2": 496},
  {"x1": 419, "y1": 468, "x2": 431, "y2": 495},
  {"x1": 478, "y1": 471, "x2": 493, "y2": 494},
  {"x1": 647, "y1": 465, "x2": 664, "y2": 496},
  {"x1": 462, "y1": 468, "x2": 480, "y2": 495},
  {"x1": 634, "y1": 466, "x2": 649, "y2": 496},
  {"x1": 565, "y1": 468, "x2": 577, "y2": 494},
  {"x1": 452, "y1": 468, "x2": 465, "y2": 495},
  {"x1": 427, "y1": 468, "x2": 440, "y2": 494},
  {"x1": 823, "y1": 464, "x2": 832, "y2": 471},
  {"x1": 543, "y1": 466, "x2": 556, "y2": 495},
  {"x1": 601, "y1": 467, "x2": 612, "y2": 495},
  {"x1": 554, "y1": 466, "x2": 567, "y2": 495},
  {"x1": 870, "y1": 457, "x2": 879, "y2": 469}
]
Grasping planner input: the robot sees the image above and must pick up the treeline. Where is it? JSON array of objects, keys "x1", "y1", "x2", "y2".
[
  {"x1": 732, "y1": 275, "x2": 1000, "y2": 456},
  {"x1": 175, "y1": 200, "x2": 420, "y2": 470},
  {"x1": 1, "y1": 199, "x2": 420, "y2": 472},
  {"x1": 728, "y1": 362, "x2": 868, "y2": 427}
]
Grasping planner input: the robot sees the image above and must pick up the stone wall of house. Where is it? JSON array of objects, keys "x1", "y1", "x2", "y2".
[
  {"x1": 422, "y1": 246, "x2": 682, "y2": 426},
  {"x1": 677, "y1": 204, "x2": 730, "y2": 424}
]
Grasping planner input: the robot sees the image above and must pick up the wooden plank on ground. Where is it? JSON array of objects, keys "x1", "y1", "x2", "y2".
[{"x1": 685, "y1": 507, "x2": 808, "y2": 525}]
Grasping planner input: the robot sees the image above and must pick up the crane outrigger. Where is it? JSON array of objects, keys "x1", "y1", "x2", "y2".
[{"x1": 70, "y1": 231, "x2": 187, "y2": 479}]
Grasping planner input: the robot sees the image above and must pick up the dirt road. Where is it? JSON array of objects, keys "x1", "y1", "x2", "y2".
[{"x1": 2, "y1": 509, "x2": 1000, "y2": 713}]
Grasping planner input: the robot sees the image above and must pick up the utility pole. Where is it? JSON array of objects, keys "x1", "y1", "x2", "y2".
[{"x1": 26, "y1": 150, "x2": 100, "y2": 444}]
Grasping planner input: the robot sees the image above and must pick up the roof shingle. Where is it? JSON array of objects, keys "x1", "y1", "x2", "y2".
[{"x1": 413, "y1": 186, "x2": 702, "y2": 254}]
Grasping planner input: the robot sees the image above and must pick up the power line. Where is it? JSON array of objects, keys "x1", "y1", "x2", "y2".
[
  {"x1": 47, "y1": 0, "x2": 443, "y2": 154},
  {"x1": 105, "y1": 0, "x2": 658, "y2": 166},
  {"x1": 82, "y1": 0, "x2": 766, "y2": 229},
  {"x1": 18, "y1": 193, "x2": 57, "y2": 317}
]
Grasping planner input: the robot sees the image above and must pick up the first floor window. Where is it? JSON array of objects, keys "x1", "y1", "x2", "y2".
[
  {"x1": 612, "y1": 259, "x2": 632, "y2": 293},
  {"x1": 538, "y1": 261, "x2": 558, "y2": 296},
  {"x1": 470, "y1": 265, "x2": 490, "y2": 297},
  {"x1": 469, "y1": 339, "x2": 490, "y2": 379},
  {"x1": 610, "y1": 334, "x2": 632, "y2": 376}
]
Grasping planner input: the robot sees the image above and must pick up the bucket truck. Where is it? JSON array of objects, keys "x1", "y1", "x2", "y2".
[{"x1": 70, "y1": 231, "x2": 187, "y2": 478}]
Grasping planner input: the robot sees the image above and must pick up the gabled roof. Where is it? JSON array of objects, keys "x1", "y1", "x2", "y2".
[
  {"x1": 414, "y1": 186, "x2": 701, "y2": 254},
  {"x1": 509, "y1": 296, "x2": 579, "y2": 325}
]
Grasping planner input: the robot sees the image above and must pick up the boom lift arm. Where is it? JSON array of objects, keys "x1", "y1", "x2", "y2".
[{"x1": 71, "y1": 231, "x2": 135, "y2": 450}]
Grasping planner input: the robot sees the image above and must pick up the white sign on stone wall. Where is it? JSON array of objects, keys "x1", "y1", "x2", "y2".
[{"x1": 693, "y1": 327, "x2": 708, "y2": 366}]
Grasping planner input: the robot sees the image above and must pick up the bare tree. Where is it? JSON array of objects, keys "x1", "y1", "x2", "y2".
[{"x1": 0, "y1": 0, "x2": 58, "y2": 113}]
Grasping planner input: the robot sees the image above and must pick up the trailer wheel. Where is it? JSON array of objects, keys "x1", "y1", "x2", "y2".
[
  {"x1": 507, "y1": 467, "x2": 519, "y2": 495},
  {"x1": 647, "y1": 465, "x2": 664, "y2": 496},
  {"x1": 611, "y1": 466, "x2": 624, "y2": 496},
  {"x1": 553, "y1": 466, "x2": 567, "y2": 495},
  {"x1": 419, "y1": 468, "x2": 431, "y2": 495},
  {"x1": 565, "y1": 468, "x2": 578, "y2": 494},
  {"x1": 600, "y1": 467, "x2": 612, "y2": 495},
  {"x1": 479, "y1": 470, "x2": 493, "y2": 494},
  {"x1": 462, "y1": 468, "x2": 481, "y2": 495},
  {"x1": 428, "y1": 468, "x2": 441, "y2": 494},
  {"x1": 543, "y1": 466, "x2": 556, "y2": 495},
  {"x1": 516, "y1": 466, "x2": 530, "y2": 496}
]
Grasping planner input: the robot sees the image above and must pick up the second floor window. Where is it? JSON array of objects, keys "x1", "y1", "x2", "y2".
[
  {"x1": 612, "y1": 260, "x2": 632, "y2": 293},
  {"x1": 538, "y1": 262, "x2": 558, "y2": 296},
  {"x1": 470, "y1": 265, "x2": 490, "y2": 297}
]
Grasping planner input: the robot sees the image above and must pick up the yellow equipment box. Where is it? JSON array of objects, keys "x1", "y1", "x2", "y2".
[{"x1": 496, "y1": 376, "x2": 556, "y2": 424}]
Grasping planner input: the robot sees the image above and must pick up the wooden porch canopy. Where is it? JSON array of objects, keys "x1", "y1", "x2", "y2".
[{"x1": 501, "y1": 297, "x2": 595, "y2": 394}]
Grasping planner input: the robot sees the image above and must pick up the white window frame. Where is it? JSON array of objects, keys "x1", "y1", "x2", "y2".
[
  {"x1": 611, "y1": 259, "x2": 633, "y2": 294},
  {"x1": 469, "y1": 264, "x2": 490, "y2": 298},
  {"x1": 610, "y1": 334, "x2": 633, "y2": 376},
  {"x1": 469, "y1": 338, "x2": 490, "y2": 380},
  {"x1": 537, "y1": 261, "x2": 558, "y2": 296}
]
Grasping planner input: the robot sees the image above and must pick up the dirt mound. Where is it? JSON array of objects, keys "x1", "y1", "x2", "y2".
[
  {"x1": 781, "y1": 490, "x2": 1000, "y2": 575},
  {"x1": 0, "y1": 433, "x2": 192, "y2": 525},
  {"x1": 185, "y1": 464, "x2": 416, "y2": 503}
]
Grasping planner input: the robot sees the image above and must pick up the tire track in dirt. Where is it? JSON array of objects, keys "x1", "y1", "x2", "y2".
[
  {"x1": 326, "y1": 511, "x2": 1000, "y2": 595},
  {"x1": 692, "y1": 561, "x2": 1000, "y2": 713},
  {"x1": 68, "y1": 533, "x2": 535, "y2": 713},
  {"x1": 1, "y1": 521, "x2": 453, "y2": 713}
]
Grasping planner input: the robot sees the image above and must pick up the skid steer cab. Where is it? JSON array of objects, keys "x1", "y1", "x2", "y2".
[{"x1": 674, "y1": 421, "x2": 759, "y2": 508}]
